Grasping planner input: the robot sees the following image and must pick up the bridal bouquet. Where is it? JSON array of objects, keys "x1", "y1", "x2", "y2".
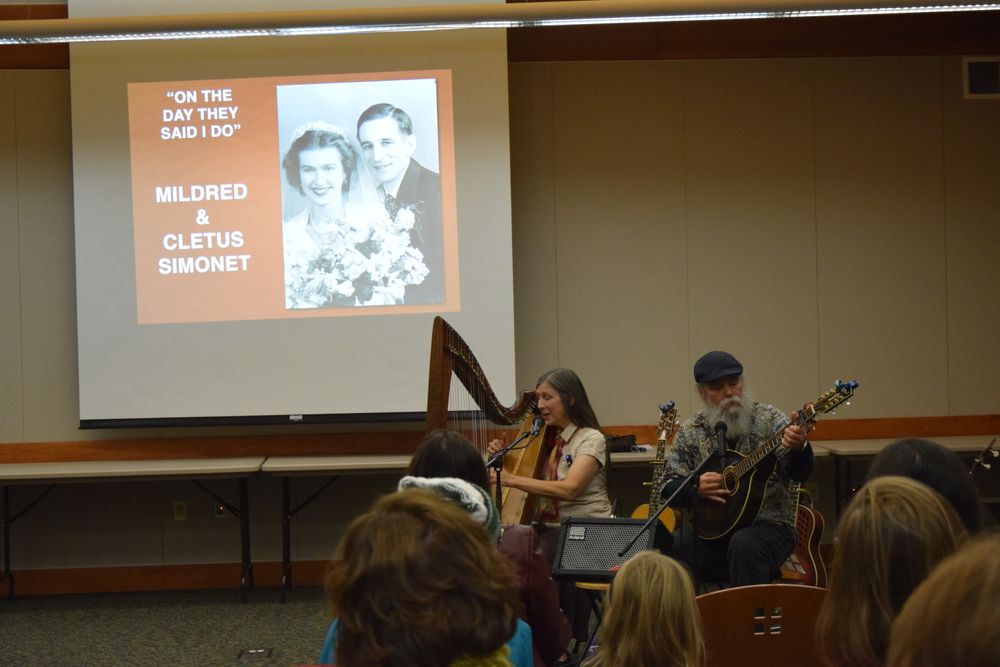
[{"x1": 286, "y1": 208, "x2": 429, "y2": 309}]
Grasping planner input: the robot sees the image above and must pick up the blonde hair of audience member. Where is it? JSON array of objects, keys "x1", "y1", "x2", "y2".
[
  {"x1": 887, "y1": 533, "x2": 1000, "y2": 667},
  {"x1": 815, "y1": 476, "x2": 967, "y2": 667},
  {"x1": 325, "y1": 489, "x2": 521, "y2": 667},
  {"x1": 586, "y1": 550, "x2": 705, "y2": 667}
]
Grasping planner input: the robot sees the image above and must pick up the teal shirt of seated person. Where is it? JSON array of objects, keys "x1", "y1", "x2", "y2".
[{"x1": 318, "y1": 617, "x2": 534, "y2": 667}]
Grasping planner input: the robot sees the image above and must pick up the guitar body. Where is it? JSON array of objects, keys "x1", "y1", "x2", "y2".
[
  {"x1": 631, "y1": 402, "x2": 680, "y2": 533},
  {"x1": 694, "y1": 449, "x2": 777, "y2": 540},
  {"x1": 630, "y1": 503, "x2": 678, "y2": 531},
  {"x1": 780, "y1": 488, "x2": 827, "y2": 586}
]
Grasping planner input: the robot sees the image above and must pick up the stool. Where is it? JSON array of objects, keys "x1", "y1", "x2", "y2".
[{"x1": 573, "y1": 580, "x2": 610, "y2": 659}]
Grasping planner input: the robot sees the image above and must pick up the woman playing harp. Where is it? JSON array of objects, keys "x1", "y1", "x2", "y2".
[
  {"x1": 487, "y1": 368, "x2": 613, "y2": 554},
  {"x1": 487, "y1": 368, "x2": 613, "y2": 645}
]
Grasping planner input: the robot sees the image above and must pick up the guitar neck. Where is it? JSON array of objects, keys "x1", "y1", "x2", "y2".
[
  {"x1": 730, "y1": 412, "x2": 810, "y2": 480},
  {"x1": 648, "y1": 435, "x2": 668, "y2": 510},
  {"x1": 647, "y1": 403, "x2": 677, "y2": 511}
]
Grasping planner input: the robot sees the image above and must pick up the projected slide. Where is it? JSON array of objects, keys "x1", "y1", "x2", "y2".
[{"x1": 127, "y1": 70, "x2": 458, "y2": 325}]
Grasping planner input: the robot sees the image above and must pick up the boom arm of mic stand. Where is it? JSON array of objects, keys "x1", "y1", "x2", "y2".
[
  {"x1": 485, "y1": 429, "x2": 535, "y2": 470},
  {"x1": 617, "y1": 452, "x2": 716, "y2": 558}
]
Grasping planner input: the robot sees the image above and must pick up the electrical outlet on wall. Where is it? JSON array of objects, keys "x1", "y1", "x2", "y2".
[{"x1": 173, "y1": 501, "x2": 187, "y2": 521}]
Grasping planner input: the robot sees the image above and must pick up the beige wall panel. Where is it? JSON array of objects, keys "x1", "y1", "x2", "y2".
[
  {"x1": 814, "y1": 57, "x2": 948, "y2": 418},
  {"x1": 0, "y1": 71, "x2": 25, "y2": 442},
  {"x1": 14, "y1": 70, "x2": 83, "y2": 441},
  {"x1": 550, "y1": 61, "x2": 689, "y2": 425},
  {"x1": 942, "y1": 57, "x2": 1000, "y2": 414},
  {"x1": 683, "y1": 59, "x2": 819, "y2": 417},
  {"x1": 509, "y1": 63, "x2": 560, "y2": 393}
]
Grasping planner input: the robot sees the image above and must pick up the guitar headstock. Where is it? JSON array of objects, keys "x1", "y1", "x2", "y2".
[
  {"x1": 800, "y1": 380, "x2": 859, "y2": 422},
  {"x1": 658, "y1": 401, "x2": 678, "y2": 440},
  {"x1": 971, "y1": 438, "x2": 998, "y2": 475}
]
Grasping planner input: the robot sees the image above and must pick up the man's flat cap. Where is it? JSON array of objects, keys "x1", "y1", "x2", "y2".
[{"x1": 693, "y1": 351, "x2": 743, "y2": 384}]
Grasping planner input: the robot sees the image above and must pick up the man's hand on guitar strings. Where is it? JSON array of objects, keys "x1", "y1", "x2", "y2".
[
  {"x1": 698, "y1": 471, "x2": 730, "y2": 504},
  {"x1": 782, "y1": 406, "x2": 814, "y2": 451}
]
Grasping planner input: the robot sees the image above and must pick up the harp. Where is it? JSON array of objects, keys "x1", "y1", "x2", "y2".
[{"x1": 427, "y1": 316, "x2": 549, "y2": 524}]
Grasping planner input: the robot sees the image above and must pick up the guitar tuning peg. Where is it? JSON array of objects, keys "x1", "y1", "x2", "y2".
[{"x1": 982, "y1": 462, "x2": 992, "y2": 470}]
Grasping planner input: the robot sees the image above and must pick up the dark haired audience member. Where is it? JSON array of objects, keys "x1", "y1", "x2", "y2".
[
  {"x1": 319, "y1": 489, "x2": 530, "y2": 667},
  {"x1": 405, "y1": 429, "x2": 572, "y2": 667},
  {"x1": 867, "y1": 437, "x2": 988, "y2": 534},
  {"x1": 815, "y1": 476, "x2": 967, "y2": 667}
]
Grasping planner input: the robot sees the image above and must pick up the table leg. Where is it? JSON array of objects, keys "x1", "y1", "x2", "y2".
[
  {"x1": 281, "y1": 477, "x2": 291, "y2": 604},
  {"x1": 834, "y1": 456, "x2": 842, "y2": 516},
  {"x1": 277, "y1": 475, "x2": 340, "y2": 602},
  {"x1": 239, "y1": 477, "x2": 253, "y2": 603},
  {"x1": 2, "y1": 486, "x2": 12, "y2": 600}
]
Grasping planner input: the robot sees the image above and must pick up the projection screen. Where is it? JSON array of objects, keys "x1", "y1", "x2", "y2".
[{"x1": 70, "y1": 27, "x2": 515, "y2": 427}]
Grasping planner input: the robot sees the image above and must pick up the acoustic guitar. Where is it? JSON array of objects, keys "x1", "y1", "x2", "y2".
[
  {"x1": 779, "y1": 483, "x2": 827, "y2": 587},
  {"x1": 695, "y1": 380, "x2": 858, "y2": 540},
  {"x1": 631, "y1": 402, "x2": 680, "y2": 531}
]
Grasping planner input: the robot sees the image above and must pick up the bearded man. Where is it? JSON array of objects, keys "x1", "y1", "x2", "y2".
[{"x1": 661, "y1": 351, "x2": 814, "y2": 586}]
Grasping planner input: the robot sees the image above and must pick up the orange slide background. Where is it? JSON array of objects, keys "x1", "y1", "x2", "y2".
[{"x1": 128, "y1": 70, "x2": 458, "y2": 325}]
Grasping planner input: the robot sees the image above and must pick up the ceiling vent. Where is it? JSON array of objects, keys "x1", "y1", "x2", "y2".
[{"x1": 964, "y1": 57, "x2": 1000, "y2": 99}]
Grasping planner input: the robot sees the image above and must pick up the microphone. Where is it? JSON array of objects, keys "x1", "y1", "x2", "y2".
[
  {"x1": 530, "y1": 416, "x2": 544, "y2": 437},
  {"x1": 714, "y1": 421, "x2": 728, "y2": 459}
]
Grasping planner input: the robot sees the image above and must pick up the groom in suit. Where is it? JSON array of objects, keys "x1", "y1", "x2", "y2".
[{"x1": 357, "y1": 103, "x2": 443, "y2": 304}]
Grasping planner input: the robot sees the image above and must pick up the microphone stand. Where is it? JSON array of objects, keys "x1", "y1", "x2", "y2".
[
  {"x1": 618, "y1": 451, "x2": 717, "y2": 558},
  {"x1": 487, "y1": 428, "x2": 539, "y2": 517}
]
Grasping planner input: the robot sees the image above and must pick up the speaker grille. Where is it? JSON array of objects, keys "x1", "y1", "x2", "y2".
[{"x1": 552, "y1": 518, "x2": 671, "y2": 581}]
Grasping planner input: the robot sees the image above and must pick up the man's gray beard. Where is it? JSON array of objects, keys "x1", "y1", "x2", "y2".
[{"x1": 702, "y1": 387, "x2": 754, "y2": 442}]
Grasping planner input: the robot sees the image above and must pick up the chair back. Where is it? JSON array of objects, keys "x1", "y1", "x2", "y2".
[{"x1": 696, "y1": 583, "x2": 827, "y2": 667}]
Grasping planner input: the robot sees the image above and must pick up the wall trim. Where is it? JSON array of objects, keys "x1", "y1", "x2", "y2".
[
  {"x1": 1, "y1": 415, "x2": 997, "y2": 463},
  {"x1": 0, "y1": 560, "x2": 330, "y2": 597}
]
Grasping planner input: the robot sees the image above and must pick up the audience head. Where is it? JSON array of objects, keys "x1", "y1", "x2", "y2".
[
  {"x1": 535, "y1": 368, "x2": 601, "y2": 431},
  {"x1": 887, "y1": 532, "x2": 1000, "y2": 667},
  {"x1": 408, "y1": 429, "x2": 490, "y2": 490},
  {"x1": 815, "y1": 476, "x2": 968, "y2": 667},
  {"x1": 402, "y1": 429, "x2": 499, "y2": 542},
  {"x1": 588, "y1": 551, "x2": 704, "y2": 667},
  {"x1": 325, "y1": 489, "x2": 519, "y2": 667},
  {"x1": 868, "y1": 438, "x2": 986, "y2": 534}
]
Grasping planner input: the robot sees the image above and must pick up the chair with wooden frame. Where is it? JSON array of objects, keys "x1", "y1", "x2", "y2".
[{"x1": 696, "y1": 583, "x2": 827, "y2": 667}]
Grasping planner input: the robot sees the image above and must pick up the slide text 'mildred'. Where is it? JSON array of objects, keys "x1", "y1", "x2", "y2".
[{"x1": 155, "y1": 183, "x2": 248, "y2": 203}]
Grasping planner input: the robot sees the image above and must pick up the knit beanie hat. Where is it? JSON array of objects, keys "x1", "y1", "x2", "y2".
[{"x1": 398, "y1": 475, "x2": 502, "y2": 544}]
